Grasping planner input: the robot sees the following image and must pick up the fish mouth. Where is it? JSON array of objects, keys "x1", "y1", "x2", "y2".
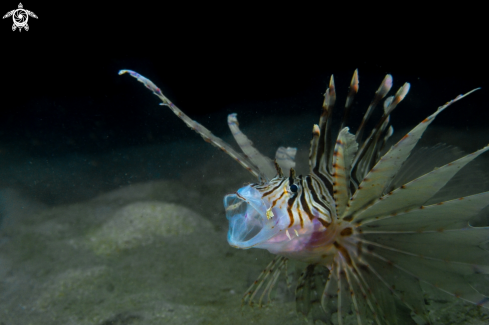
[{"x1": 224, "y1": 185, "x2": 282, "y2": 249}]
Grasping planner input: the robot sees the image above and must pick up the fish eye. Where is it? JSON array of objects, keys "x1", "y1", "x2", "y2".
[{"x1": 290, "y1": 184, "x2": 298, "y2": 193}]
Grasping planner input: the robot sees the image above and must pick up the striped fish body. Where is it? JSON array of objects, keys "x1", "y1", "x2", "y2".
[
  {"x1": 120, "y1": 69, "x2": 489, "y2": 324},
  {"x1": 225, "y1": 175, "x2": 344, "y2": 267}
]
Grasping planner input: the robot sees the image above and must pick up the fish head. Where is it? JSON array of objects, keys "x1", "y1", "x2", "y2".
[{"x1": 224, "y1": 177, "x2": 335, "y2": 259}]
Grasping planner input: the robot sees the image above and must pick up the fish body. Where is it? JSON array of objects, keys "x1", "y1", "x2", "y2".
[{"x1": 120, "y1": 69, "x2": 489, "y2": 324}]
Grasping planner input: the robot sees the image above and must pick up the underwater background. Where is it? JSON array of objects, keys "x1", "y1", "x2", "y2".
[{"x1": 0, "y1": 2, "x2": 488, "y2": 324}]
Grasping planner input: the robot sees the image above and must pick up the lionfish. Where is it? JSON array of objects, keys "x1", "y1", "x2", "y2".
[{"x1": 120, "y1": 69, "x2": 489, "y2": 324}]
